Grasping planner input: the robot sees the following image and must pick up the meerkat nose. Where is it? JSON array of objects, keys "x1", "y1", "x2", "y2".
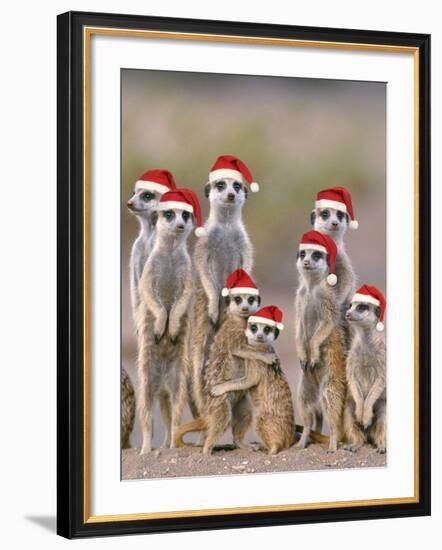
[{"x1": 227, "y1": 193, "x2": 235, "y2": 201}]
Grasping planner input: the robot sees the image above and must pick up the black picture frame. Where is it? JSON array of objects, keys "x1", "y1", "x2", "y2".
[{"x1": 57, "y1": 10, "x2": 431, "y2": 539}]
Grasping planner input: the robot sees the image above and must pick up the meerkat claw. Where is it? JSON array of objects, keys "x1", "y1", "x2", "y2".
[{"x1": 299, "y1": 360, "x2": 308, "y2": 372}]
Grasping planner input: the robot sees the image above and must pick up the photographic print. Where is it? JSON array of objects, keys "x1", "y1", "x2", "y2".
[{"x1": 120, "y1": 69, "x2": 387, "y2": 480}]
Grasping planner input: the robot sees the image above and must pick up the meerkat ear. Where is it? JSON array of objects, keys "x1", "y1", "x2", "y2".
[
  {"x1": 310, "y1": 209, "x2": 316, "y2": 226},
  {"x1": 274, "y1": 328, "x2": 280, "y2": 340},
  {"x1": 243, "y1": 184, "x2": 248, "y2": 200},
  {"x1": 204, "y1": 182, "x2": 211, "y2": 198},
  {"x1": 375, "y1": 305, "x2": 382, "y2": 319},
  {"x1": 257, "y1": 295, "x2": 261, "y2": 306},
  {"x1": 345, "y1": 213, "x2": 350, "y2": 226},
  {"x1": 224, "y1": 296, "x2": 231, "y2": 306}
]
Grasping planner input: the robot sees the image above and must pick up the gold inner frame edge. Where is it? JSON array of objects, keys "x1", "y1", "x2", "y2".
[{"x1": 82, "y1": 26, "x2": 420, "y2": 524}]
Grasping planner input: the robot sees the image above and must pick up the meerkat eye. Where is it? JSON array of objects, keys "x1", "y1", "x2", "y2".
[
  {"x1": 312, "y1": 251, "x2": 323, "y2": 261},
  {"x1": 247, "y1": 296, "x2": 255, "y2": 305},
  {"x1": 141, "y1": 191, "x2": 154, "y2": 202},
  {"x1": 336, "y1": 210, "x2": 345, "y2": 222},
  {"x1": 163, "y1": 210, "x2": 175, "y2": 221},
  {"x1": 250, "y1": 324, "x2": 258, "y2": 333},
  {"x1": 263, "y1": 326, "x2": 273, "y2": 335},
  {"x1": 300, "y1": 250, "x2": 306, "y2": 259},
  {"x1": 357, "y1": 304, "x2": 369, "y2": 312},
  {"x1": 182, "y1": 211, "x2": 190, "y2": 222},
  {"x1": 320, "y1": 210, "x2": 330, "y2": 220},
  {"x1": 234, "y1": 296, "x2": 242, "y2": 305},
  {"x1": 233, "y1": 181, "x2": 242, "y2": 193},
  {"x1": 216, "y1": 180, "x2": 226, "y2": 191}
]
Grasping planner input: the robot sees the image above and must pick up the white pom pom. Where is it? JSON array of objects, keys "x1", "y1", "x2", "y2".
[
  {"x1": 250, "y1": 182, "x2": 260, "y2": 193},
  {"x1": 277, "y1": 323, "x2": 284, "y2": 331},
  {"x1": 221, "y1": 288, "x2": 229, "y2": 297},
  {"x1": 349, "y1": 219, "x2": 359, "y2": 230},
  {"x1": 195, "y1": 226, "x2": 206, "y2": 237},
  {"x1": 327, "y1": 273, "x2": 337, "y2": 286},
  {"x1": 376, "y1": 321, "x2": 384, "y2": 332}
]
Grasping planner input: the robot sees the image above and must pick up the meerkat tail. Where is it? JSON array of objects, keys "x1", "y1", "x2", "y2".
[
  {"x1": 295, "y1": 424, "x2": 330, "y2": 445},
  {"x1": 173, "y1": 417, "x2": 208, "y2": 448}
]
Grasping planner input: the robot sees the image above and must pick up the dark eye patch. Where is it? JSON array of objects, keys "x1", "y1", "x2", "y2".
[
  {"x1": 336, "y1": 210, "x2": 345, "y2": 221},
  {"x1": 356, "y1": 304, "x2": 369, "y2": 312},
  {"x1": 142, "y1": 191, "x2": 154, "y2": 202},
  {"x1": 247, "y1": 296, "x2": 255, "y2": 305},
  {"x1": 312, "y1": 251, "x2": 323, "y2": 261},
  {"x1": 320, "y1": 209, "x2": 330, "y2": 220},
  {"x1": 300, "y1": 250, "x2": 306, "y2": 259},
  {"x1": 234, "y1": 296, "x2": 242, "y2": 305},
  {"x1": 182, "y1": 211, "x2": 190, "y2": 222},
  {"x1": 216, "y1": 180, "x2": 226, "y2": 191},
  {"x1": 233, "y1": 181, "x2": 242, "y2": 193},
  {"x1": 250, "y1": 324, "x2": 258, "y2": 333},
  {"x1": 263, "y1": 326, "x2": 273, "y2": 335},
  {"x1": 163, "y1": 210, "x2": 175, "y2": 221}
]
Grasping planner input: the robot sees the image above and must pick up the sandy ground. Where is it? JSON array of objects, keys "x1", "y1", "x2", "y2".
[{"x1": 122, "y1": 443, "x2": 386, "y2": 480}]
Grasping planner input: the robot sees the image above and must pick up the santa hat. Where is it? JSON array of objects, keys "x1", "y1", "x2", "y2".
[
  {"x1": 158, "y1": 188, "x2": 206, "y2": 237},
  {"x1": 315, "y1": 186, "x2": 359, "y2": 229},
  {"x1": 221, "y1": 269, "x2": 259, "y2": 297},
  {"x1": 352, "y1": 285, "x2": 386, "y2": 332},
  {"x1": 299, "y1": 230, "x2": 338, "y2": 286},
  {"x1": 134, "y1": 169, "x2": 177, "y2": 194},
  {"x1": 248, "y1": 305, "x2": 284, "y2": 331},
  {"x1": 209, "y1": 155, "x2": 259, "y2": 193}
]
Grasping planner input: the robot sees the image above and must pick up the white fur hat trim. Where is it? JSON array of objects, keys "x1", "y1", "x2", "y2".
[
  {"x1": 222, "y1": 287, "x2": 259, "y2": 297},
  {"x1": 248, "y1": 316, "x2": 284, "y2": 331},
  {"x1": 135, "y1": 180, "x2": 170, "y2": 194}
]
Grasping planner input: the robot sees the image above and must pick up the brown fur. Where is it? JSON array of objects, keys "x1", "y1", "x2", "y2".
[
  {"x1": 174, "y1": 315, "x2": 276, "y2": 453},
  {"x1": 121, "y1": 367, "x2": 136, "y2": 449}
]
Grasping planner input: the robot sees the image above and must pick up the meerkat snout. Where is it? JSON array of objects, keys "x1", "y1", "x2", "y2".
[{"x1": 227, "y1": 192, "x2": 235, "y2": 202}]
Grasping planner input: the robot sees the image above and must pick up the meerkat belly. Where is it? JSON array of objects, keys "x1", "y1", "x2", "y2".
[
  {"x1": 206, "y1": 228, "x2": 246, "y2": 292},
  {"x1": 153, "y1": 254, "x2": 187, "y2": 311},
  {"x1": 300, "y1": 300, "x2": 322, "y2": 341},
  {"x1": 227, "y1": 356, "x2": 247, "y2": 406}
]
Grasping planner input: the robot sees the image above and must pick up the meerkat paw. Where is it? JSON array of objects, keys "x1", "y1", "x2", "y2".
[
  {"x1": 343, "y1": 443, "x2": 360, "y2": 453},
  {"x1": 210, "y1": 384, "x2": 225, "y2": 397},
  {"x1": 362, "y1": 411, "x2": 374, "y2": 430},
  {"x1": 299, "y1": 359, "x2": 308, "y2": 372},
  {"x1": 295, "y1": 439, "x2": 308, "y2": 450},
  {"x1": 376, "y1": 446, "x2": 387, "y2": 454},
  {"x1": 154, "y1": 331, "x2": 166, "y2": 344},
  {"x1": 169, "y1": 334, "x2": 178, "y2": 345},
  {"x1": 139, "y1": 444, "x2": 152, "y2": 455}
]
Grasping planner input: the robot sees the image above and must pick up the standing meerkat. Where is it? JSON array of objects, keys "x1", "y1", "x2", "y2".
[
  {"x1": 343, "y1": 285, "x2": 386, "y2": 453},
  {"x1": 136, "y1": 188, "x2": 204, "y2": 455},
  {"x1": 127, "y1": 169, "x2": 177, "y2": 319},
  {"x1": 121, "y1": 367, "x2": 136, "y2": 449},
  {"x1": 311, "y1": 186, "x2": 359, "y2": 311},
  {"x1": 211, "y1": 306, "x2": 296, "y2": 455},
  {"x1": 294, "y1": 230, "x2": 346, "y2": 453},
  {"x1": 174, "y1": 270, "x2": 279, "y2": 454},
  {"x1": 190, "y1": 155, "x2": 259, "y2": 415}
]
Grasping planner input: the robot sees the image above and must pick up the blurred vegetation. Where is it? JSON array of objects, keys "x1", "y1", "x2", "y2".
[{"x1": 121, "y1": 69, "x2": 386, "y2": 448}]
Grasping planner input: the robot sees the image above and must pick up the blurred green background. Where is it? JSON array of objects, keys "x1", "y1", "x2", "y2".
[{"x1": 121, "y1": 69, "x2": 386, "y2": 451}]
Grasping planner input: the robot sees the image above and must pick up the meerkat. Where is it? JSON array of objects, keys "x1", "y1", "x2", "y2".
[
  {"x1": 121, "y1": 367, "x2": 136, "y2": 449},
  {"x1": 311, "y1": 186, "x2": 359, "y2": 311},
  {"x1": 174, "y1": 287, "x2": 278, "y2": 454},
  {"x1": 343, "y1": 286, "x2": 386, "y2": 453},
  {"x1": 136, "y1": 189, "x2": 201, "y2": 455},
  {"x1": 210, "y1": 313, "x2": 295, "y2": 455},
  {"x1": 190, "y1": 155, "x2": 258, "y2": 415},
  {"x1": 127, "y1": 169, "x2": 176, "y2": 319},
  {"x1": 294, "y1": 231, "x2": 346, "y2": 453}
]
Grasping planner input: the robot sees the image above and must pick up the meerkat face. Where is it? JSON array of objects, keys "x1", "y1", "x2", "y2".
[
  {"x1": 156, "y1": 208, "x2": 194, "y2": 239},
  {"x1": 204, "y1": 177, "x2": 247, "y2": 210},
  {"x1": 345, "y1": 302, "x2": 382, "y2": 329},
  {"x1": 127, "y1": 188, "x2": 161, "y2": 218},
  {"x1": 246, "y1": 322, "x2": 279, "y2": 346},
  {"x1": 226, "y1": 293, "x2": 261, "y2": 318},
  {"x1": 311, "y1": 207, "x2": 349, "y2": 240},
  {"x1": 296, "y1": 248, "x2": 329, "y2": 279}
]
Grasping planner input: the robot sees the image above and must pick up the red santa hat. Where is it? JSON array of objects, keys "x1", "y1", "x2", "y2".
[
  {"x1": 221, "y1": 269, "x2": 259, "y2": 297},
  {"x1": 299, "y1": 230, "x2": 338, "y2": 286},
  {"x1": 315, "y1": 186, "x2": 359, "y2": 229},
  {"x1": 158, "y1": 188, "x2": 206, "y2": 237},
  {"x1": 248, "y1": 305, "x2": 284, "y2": 331},
  {"x1": 352, "y1": 284, "x2": 386, "y2": 332},
  {"x1": 134, "y1": 169, "x2": 177, "y2": 194},
  {"x1": 209, "y1": 155, "x2": 259, "y2": 193}
]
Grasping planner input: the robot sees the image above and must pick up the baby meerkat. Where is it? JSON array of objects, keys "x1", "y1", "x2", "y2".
[
  {"x1": 311, "y1": 186, "x2": 358, "y2": 311},
  {"x1": 190, "y1": 155, "x2": 258, "y2": 415},
  {"x1": 121, "y1": 367, "x2": 135, "y2": 449},
  {"x1": 211, "y1": 306, "x2": 296, "y2": 455},
  {"x1": 294, "y1": 230, "x2": 346, "y2": 453},
  {"x1": 136, "y1": 188, "x2": 203, "y2": 454},
  {"x1": 174, "y1": 270, "x2": 279, "y2": 454},
  {"x1": 127, "y1": 169, "x2": 177, "y2": 319},
  {"x1": 343, "y1": 285, "x2": 386, "y2": 453}
]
